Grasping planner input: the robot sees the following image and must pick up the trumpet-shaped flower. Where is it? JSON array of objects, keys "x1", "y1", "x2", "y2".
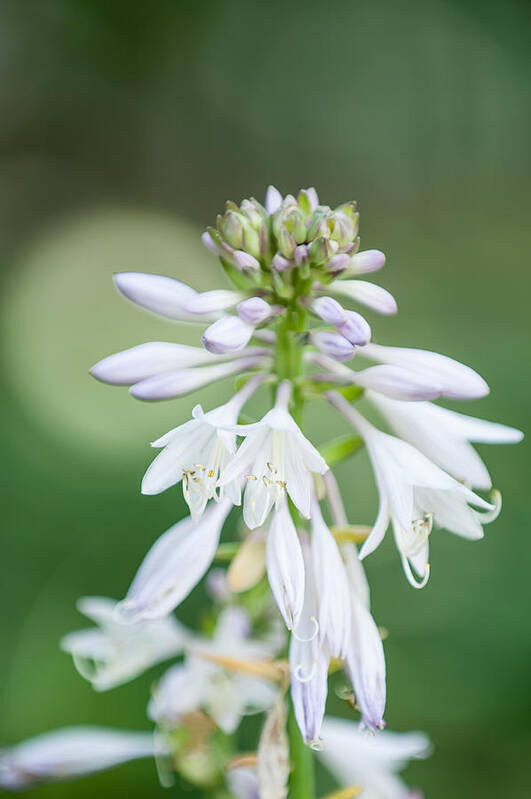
[
  {"x1": 116, "y1": 498, "x2": 233, "y2": 622},
  {"x1": 148, "y1": 608, "x2": 279, "y2": 734},
  {"x1": 342, "y1": 544, "x2": 386, "y2": 731},
  {"x1": 367, "y1": 391, "x2": 523, "y2": 490},
  {"x1": 328, "y1": 394, "x2": 499, "y2": 588},
  {"x1": 290, "y1": 536, "x2": 330, "y2": 748},
  {"x1": 60, "y1": 597, "x2": 186, "y2": 691},
  {"x1": 318, "y1": 717, "x2": 431, "y2": 799},
  {"x1": 142, "y1": 376, "x2": 262, "y2": 518},
  {"x1": 266, "y1": 499, "x2": 306, "y2": 631},
  {"x1": 220, "y1": 381, "x2": 328, "y2": 528},
  {"x1": 0, "y1": 727, "x2": 157, "y2": 790}
]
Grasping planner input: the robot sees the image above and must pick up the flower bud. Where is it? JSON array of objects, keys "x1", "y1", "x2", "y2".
[
  {"x1": 327, "y1": 253, "x2": 351, "y2": 275},
  {"x1": 201, "y1": 230, "x2": 220, "y2": 255},
  {"x1": 272, "y1": 252, "x2": 292, "y2": 271},
  {"x1": 233, "y1": 250, "x2": 260, "y2": 272},
  {"x1": 222, "y1": 211, "x2": 244, "y2": 249},
  {"x1": 237, "y1": 297, "x2": 271, "y2": 325},
  {"x1": 277, "y1": 227, "x2": 296, "y2": 259},
  {"x1": 308, "y1": 237, "x2": 339, "y2": 266},
  {"x1": 337, "y1": 310, "x2": 371, "y2": 346},
  {"x1": 294, "y1": 244, "x2": 309, "y2": 266},
  {"x1": 329, "y1": 210, "x2": 356, "y2": 248},
  {"x1": 312, "y1": 331, "x2": 355, "y2": 362},
  {"x1": 242, "y1": 225, "x2": 261, "y2": 259},
  {"x1": 202, "y1": 316, "x2": 254, "y2": 354},
  {"x1": 313, "y1": 296, "x2": 346, "y2": 326},
  {"x1": 350, "y1": 249, "x2": 386, "y2": 274},
  {"x1": 307, "y1": 209, "x2": 330, "y2": 241}
]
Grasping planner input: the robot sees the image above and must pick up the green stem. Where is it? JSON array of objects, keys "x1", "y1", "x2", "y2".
[{"x1": 288, "y1": 694, "x2": 315, "y2": 799}]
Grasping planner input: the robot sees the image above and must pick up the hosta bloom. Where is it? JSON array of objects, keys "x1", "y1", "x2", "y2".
[
  {"x1": 220, "y1": 380, "x2": 328, "y2": 528},
  {"x1": 148, "y1": 607, "x2": 278, "y2": 734},
  {"x1": 0, "y1": 728, "x2": 157, "y2": 790},
  {"x1": 329, "y1": 394, "x2": 499, "y2": 588},
  {"x1": 60, "y1": 597, "x2": 186, "y2": 691},
  {"x1": 142, "y1": 376, "x2": 263, "y2": 518},
  {"x1": 290, "y1": 535, "x2": 330, "y2": 748},
  {"x1": 368, "y1": 391, "x2": 522, "y2": 490},
  {"x1": 318, "y1": 717, "x2": 431, "y2": 799},
  {"x1": 266, "y1": 499, "x2": 306, "y2": 631},
  {"x1": 117, "y1": 498, "x2": 233, "y2": 622}
]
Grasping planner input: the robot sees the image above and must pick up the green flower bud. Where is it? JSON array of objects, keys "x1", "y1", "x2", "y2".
[
  {"x1": 222, "y1": 211, "x2": 244, "y2": 249},
  {"x1": 306, "y1": 208, "x2": 331, "y2": 241},
  {"x1": 328, "y1": 209, "x2": 356, "y2": 248},
  {"x1": 278, "y1": 226, "x2": 296, "y2": 258},
  {"x1": 308, "y1": 236, "x2": 338, "y2": 265},
  {"x1": 242, "y1": 224, "x2": 261, "y2": 258}
]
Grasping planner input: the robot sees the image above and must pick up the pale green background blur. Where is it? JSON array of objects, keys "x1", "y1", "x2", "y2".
[{"x1": 1, "y1": 1, "x2": 530, "y2": 797}]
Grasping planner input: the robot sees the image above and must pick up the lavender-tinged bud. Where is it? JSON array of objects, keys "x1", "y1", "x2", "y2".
[
  {"x1": 307, "y1": 210, "x2": 330, "y2": 241},
  {"x1": 313, "y1": 296, "x2": 346, "y2": 326},
  {"x1": 202, "y1": 315, "x2": 254, "y2": 354},
  {"x1": 272, "y1": 252, "x2": 293, "y2": 272},
  {"x1": 265, "y1": 185, "x2": 283, "y2": 214},
  {"x1": 337, "y1": 310, "x2": 372, "y2": 346},
  {"x1": 241, "y1": 198, "x2": 265, "y2": 229},
  {"x1": 312, "y1": 331, "x2": 355, "y2": 362},
  {"x1": 294, "y1": 245, "x2": 309, "y2": 266},
  {"x1": 327, "y1": 253, "x2": 351, "y2": 275},
  {"x1": 237, "y1": 297, "x2": 271, "y2": 325},
  {"x1": 350, "y1": 249, "x2": 386, "y2": 274},
  {"x1": 233, "y1": 250, "x2": 260, "y2": 272},
  {"x1": 201, "y1": 230, "x2": 220, "y2": 255}
]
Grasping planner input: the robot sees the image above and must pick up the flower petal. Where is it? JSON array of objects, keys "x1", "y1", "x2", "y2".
[
  {"x1": 113, "y1": 272, "x2": 216, "y2": 322},
  {"x1": 183, "y1": 290, "x2": 245, "y2": 314},
  {"x1": 90, "y1": 342, "x2": 220, "y2": 385},
  {"x1": 265, "y1": 185, "x2": 283, "y2": 214},
  {"x1": 202, "y1": 316, "x2": 255, "y2": 354},
  {"x1": 330, "y1": 280, "x2": 398, "y2": 315},
  {"x1": 116, "y1": 499, "x2": 232, "y2": 621},
  {"x1": 351, "y1": 365, "x2": 442, "y2": 401},
  {"x1": 360, "y1": 343, "x2": 489, "y2": 400},
  {"x1": 266, "y1": 501, "x2": 305, "y2": 630}
]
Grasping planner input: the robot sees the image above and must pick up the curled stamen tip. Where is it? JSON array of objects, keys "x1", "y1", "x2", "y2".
[
  {"x1": 293, "y1": 615, "x2": 319, "y2": 643},
  {"x1": 294, "y1": 662, "x2": 317, "y2": 683},
  {"x1": 309, "y1": 738, "x2": 323, "y2": 751},
  {"x1": 402, "y1": 557, "x2": 431, "y2": 590}
]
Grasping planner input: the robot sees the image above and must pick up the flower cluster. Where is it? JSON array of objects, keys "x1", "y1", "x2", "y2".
[{"x1": 1, "y1": 187, "x2": 521, "y2": 798}]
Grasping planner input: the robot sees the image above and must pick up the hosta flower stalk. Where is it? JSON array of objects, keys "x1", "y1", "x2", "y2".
[{"x1": 8, "y1": 185, "x2": 520, "y2": 799}]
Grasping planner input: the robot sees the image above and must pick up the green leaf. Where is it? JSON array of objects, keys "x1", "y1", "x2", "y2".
[{"x1": 319, "y1": 433, "x2": 364, "y2": 466}]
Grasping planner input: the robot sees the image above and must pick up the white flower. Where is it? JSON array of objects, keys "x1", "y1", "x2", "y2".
[
  {"x1": 266, "y1": 499, "x2": 306, "y2": 631},
  {"x1": 226, "y1": 766, "x2": 260, "y2": 799},
  {"x1": 113, "y1": 271, "x2": 220, "y2": 322},
  {"x1": 148, "y1": 607, "x2": 278, "y2": 734},
  {"x1": 290, "y1": 535, "x2": 330, "y2": 748},
  {"x1": 342, "y1": 544, "x2": 386, "y2": 731},
  {"x1": 0, "y1": 727, "x2": 157, "y2": 790},
  {"x1": 367, "y1": 390, "x2": 522, "y2": 490},
  {"x1": 116, "y1": 498, "x2": 233, "y2": 622},
  {"x1": 60, "y1": 597, "x2": 186, "y2": 691},
  {"x1": 220, "y1": 380, "x2": 328, "y2": 528},
  {"x1": 310, "y1": 498, "x2": 351, "y2": 658},
  {"x1": 328, "y1": 278, "x2": 397, "y2": 315},
  {"x1": 318, "y1": 717, "x2": 431, "y2": 799},
  {"x1": 358, "y1": 342, "x2": 489, "y2": 400},
  {"x1": 328, "y1": 394, "x2": 499, "y2": 588},
  {"x1": 311, "y1": 353, "x2": 444, "y2": 402},
  {"x1": 142, "y1": 376, "x2": 262, "y2": 519}
]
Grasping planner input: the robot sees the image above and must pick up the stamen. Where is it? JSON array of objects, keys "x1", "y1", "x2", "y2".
[
  {"x1": 293, "y1": 615, "x2": 319, "y2": 643},
  {"x1": 475, "y1": 489, "x2": 502, "y2": 523},
  {"x1": 246, "y1": 474, "x2": 257, "y2": 481},
  {"x1": 401, "y1": 556, "x2": 430, "y2": 590}
]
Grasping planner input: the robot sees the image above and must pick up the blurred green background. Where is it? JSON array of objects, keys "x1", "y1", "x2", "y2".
[{"x1": 1, "y1": 0, "x2": 530, "y2": 796}]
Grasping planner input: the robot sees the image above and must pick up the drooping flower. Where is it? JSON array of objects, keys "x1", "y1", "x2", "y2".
[
  {"x1": 367, "y1": 390, "x2": 522, "y2": 490},
  {"x1": 116, "y1": 498, "x2": 233, "y2": 622},
  {"x1": 219, "y1": 380, "x2": 328, "y2": 528},
  {"x1": 266, "y1": 498, "x2": 306, "y2": 631},
  {"x1": 142, "y1": 376, "x2": 263, "y2": 519},
  {"x1": 318, "y1": 717, "x2": 431, "y2": 799},
  {"x1": 148, "y1": 607, "x2": 279, "y2": 735},
  {"x1": 342, "y1": 543, "x2": 386, "y2": 731},
  {"x1": 289, "y1": 535, "x2": 330, "y2": 748},
  {"x1": 328, "y1": 393, "x2": 499, "y2": 588},
  {"x1": 60, "y1": 597, "x2": 186, "y2": 691},
  {"x1": 0, "y1": 727, "x2": 158, "y2": 790}
]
